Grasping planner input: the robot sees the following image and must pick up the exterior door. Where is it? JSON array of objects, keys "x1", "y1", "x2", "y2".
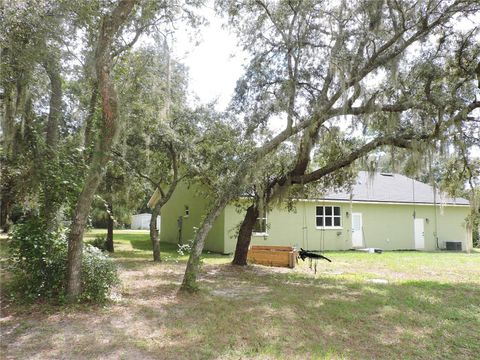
[
  {"x1": 414, "y1": 218, "x2": 425, "y2": 249},
  {"x1": 351, "y1": 213, "x2": 363, "y2": 247}
]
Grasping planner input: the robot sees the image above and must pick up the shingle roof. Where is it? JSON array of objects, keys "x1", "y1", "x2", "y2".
[{"x1": 321, "y1": 171, "x2": 470, "y2": 205}]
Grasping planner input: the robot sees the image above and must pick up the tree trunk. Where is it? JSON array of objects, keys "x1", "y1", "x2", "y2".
[
  {"x1": 67, "y1": 162, "x2": 110, "y2": 299},
  {"x1": 44, "y1": 54, "x2": 61, "y2": 151},
  {"x1": 0, "y1": 195, "x2": 11, "y2": 232},
  {"x1": 66, "y1": 0, "x2": 137, "y2": 302},
  {"x1": 84, "y1": 83, "x2": 98, "y2": 161},
  {"x1": 67, "y1": 180, "x2": 97, "y2": 298},
  {"x1": 232, "y1": 204, "x2": 258, "y2": 266},
  {"x1": 104, "y1": 168, "x2": 114, "y2": 252},
  {"x1": 2, "y1": 80, "x2": 16, "y2": 157},
  {"x1": 180, "y1": 196, "x2": 229, "y2": 292},
  {"x1": 150, "y1": 202, "x2": 161, "y2": 262},
  {"x1": 106, "y1": 202, "x2": 114, "y2": 252},
  {"x1": 23, "y1": 95, "x2": 36, "y2": 152},
  {"x1": 1, "y1": 78, "x2": 16, "y2": 231},
  {"x1": 42, "y1": 52, "x2": 62, "y2": 224},
  {"x1": 1, "y1": 66, "x2": 27, "y2": 230},
  {"x1": 180, "y1": 158, "x2": 260, "y2": 292}
]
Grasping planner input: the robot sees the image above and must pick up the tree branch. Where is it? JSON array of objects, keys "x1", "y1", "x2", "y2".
[{"x1": 292, "y1": 134, "x2": 418, "y2": 184}]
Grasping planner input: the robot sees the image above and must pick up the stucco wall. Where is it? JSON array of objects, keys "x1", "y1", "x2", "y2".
[
  {"x1": 161, "y1": 181, "x2": 469, "y2": 253},
  {"x1": 224, "y1": 201, "x2": 352, "y2": 253},
  {"x1": 436, "y1": 205, "x2": 470, "y2": 248},
  {"x1": 349, "y1": 202, "x2": 468, "y2": 250},
  {"x1": 223, "y1": 200, "x2": 470, "y2": 253},
  {"x1": 160, "y1": 181, "x2": 225, "y2": 253}
]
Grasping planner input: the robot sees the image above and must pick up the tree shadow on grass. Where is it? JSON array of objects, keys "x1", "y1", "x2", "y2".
[
  {"x1": 3, "y1": 262, "x2": 479, "y2": 359},
  {"x1": 130, "y1": 265, "x2": 480, "y2": 359},
  {"x1": 157, "y1": 270, "x2": 480, "y2": 359},
  {"x1": 40, "y1": 269, "x2": 480, "y2": 359},
  {"x1": 111, "y1": 241, "x2": 230, "y2": 272},
  {"x1": 118, "y1": 238, "x2": 230, "y2": 262},
  {"x1": 127, "y1": 237, "x2": 154, "y2": 251}
]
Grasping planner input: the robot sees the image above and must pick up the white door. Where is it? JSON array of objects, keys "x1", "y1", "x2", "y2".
[
  {"x1": 414, "y1": 218, "x2": 425, "y2": 249},
  {"x1": 351, "y1": 213, "x2": 363, "y2": 247}
]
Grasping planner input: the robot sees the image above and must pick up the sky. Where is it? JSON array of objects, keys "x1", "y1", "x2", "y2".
[
  {"x1": 172, "y1": 6, "x2": 245, "y2": 111},
  {"x1": 173, "y1": 8, "x2": 480, "y2": 108}
]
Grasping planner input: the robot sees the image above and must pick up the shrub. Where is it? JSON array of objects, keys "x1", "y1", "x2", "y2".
[
  {"x1": 473, "y1": 226, "x2": 479, "y2": 248},
  {"x1": 177, "y1": 242, "x2": 192, "y2": 256},
  {"x1": 80, "y1": 245, "x2": 119, "y2": 302},
  {"x1": 7, "y1": 219, "x2": 67, "y2": 302},
  {"x1": 7, "y1": 219, "x2": 118, "y2": 303},
  {"x1": 87, "y1": 235, "x2": 108, "y2": 251}
]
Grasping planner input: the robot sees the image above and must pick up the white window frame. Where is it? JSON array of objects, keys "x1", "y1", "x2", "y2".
[
  {"x1": 315, "y1": 205, "x2": 342, "y2": 229},
  {"x1": 252, "y1": 211, "x2": 268, "y2": 236}
]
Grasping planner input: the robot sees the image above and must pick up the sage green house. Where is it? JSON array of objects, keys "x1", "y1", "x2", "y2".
[{"x1": 160, "y1": 172, "x2": 471, "y2": 253}]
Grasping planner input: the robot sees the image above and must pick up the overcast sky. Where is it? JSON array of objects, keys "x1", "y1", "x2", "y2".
[{"x1": 173, "y1": 6, "x2": 245, "y2": 111}]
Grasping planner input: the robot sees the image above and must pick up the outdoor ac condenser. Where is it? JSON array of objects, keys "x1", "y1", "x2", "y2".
[{"x1": 445, "y1": 242, "x2": 462, "y2": 251}]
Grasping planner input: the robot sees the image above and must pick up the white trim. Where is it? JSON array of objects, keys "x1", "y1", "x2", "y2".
[
  {"x1": 315, "y1": 226, "x2": 343, "y2": 230},
  {"x1": 252, "y1": 232, "x2": 269, "y2": 237},
  {"x1": 296, "y1": 198, "x2": 470, "y2": 207}
]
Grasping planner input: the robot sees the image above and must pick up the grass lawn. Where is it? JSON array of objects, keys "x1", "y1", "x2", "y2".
[{"x1": 1, "y1": 229, "x2": 479, "y2": 359}]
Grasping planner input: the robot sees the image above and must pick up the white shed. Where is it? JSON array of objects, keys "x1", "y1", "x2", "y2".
[{"x1": 131, "y1": 213, "x2": 160, "y2": 230}]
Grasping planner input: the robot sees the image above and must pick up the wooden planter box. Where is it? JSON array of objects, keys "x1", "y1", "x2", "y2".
[{"x1": 247, "y1": 245, "x2": 297, "y2": 268}]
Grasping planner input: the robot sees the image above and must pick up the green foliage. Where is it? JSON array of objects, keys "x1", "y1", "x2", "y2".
[
  {"x1": 87, "y1": 235, "x2": 108, "y2": 252},
  {"x1": 473, "y1": 224, "x2": 479, "y2": 248},
  {"x1": 7, "y1": 219, "x2": 67, "y2": 302},
  {"x1": 220, "y1": 0, "x2": 480, "y2": 195},
  {"x1": 80, "y1": 245, "x2": 119, "y2": 302},
  {"x1": 38, "y1": 141, "x2": 87, "y2": 220},
  {"x1": 177, "y1": 239, "x2": 195, "y2": 256},
  {"x1": 7, "y1": 219, "x2": 118, "y2": 303}
]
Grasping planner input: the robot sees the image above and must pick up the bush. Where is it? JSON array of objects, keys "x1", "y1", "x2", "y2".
[
  {"x1": 81, "y1": 245, "x2": 119, "y2": 302},
  {"x1": 7, "y1": 219, "x2": 67, "y2": 302},
  {"x1": 473, "y1": 226, "x2": 479, "y2": 248},
  {"x1": 87, "y1": 235, "x2": 108, "y2": 251},
  {"x1": 7, "y1": 219, "x2": 118, "y2": 303}
]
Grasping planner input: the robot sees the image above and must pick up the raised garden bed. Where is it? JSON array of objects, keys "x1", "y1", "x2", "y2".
[{"x1": 247, "y1": 245, "x2": 297, "y2": 268}]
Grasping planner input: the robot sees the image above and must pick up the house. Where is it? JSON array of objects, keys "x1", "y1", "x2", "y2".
[{"x1": 160, "y1": 172, "x2": 471, "y2": 253}]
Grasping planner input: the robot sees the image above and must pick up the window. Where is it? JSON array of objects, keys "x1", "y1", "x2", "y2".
[
  {"x1": 184, "y1": 206, "x2": 189, "y2": 217},
  {"x1": 316, "y1": 206, "x2": 341, "y2": 228},
  {"x1": 253, "y1": 209, "x2": 268, "y2": 236}
]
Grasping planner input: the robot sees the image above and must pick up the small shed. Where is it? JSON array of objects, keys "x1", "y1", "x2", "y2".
[{"x1": 131, "y1": 213, "x2": 160, "y2": 230}]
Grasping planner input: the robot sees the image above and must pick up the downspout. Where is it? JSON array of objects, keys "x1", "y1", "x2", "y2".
[
  {"x1": 412, "y1": 177, "x2": 416, "y2": 219},
  {"x1": 428, "y1": 149, "x2": 439, "y2": 250},
  {"x1": 349, "y1": 192, "x2": 357, "y2": 247},
  {"x1": 433, "y1": 180, "x2": 439, "y2": 249}
]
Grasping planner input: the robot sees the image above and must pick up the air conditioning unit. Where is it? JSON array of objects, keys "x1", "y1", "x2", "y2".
[{"x1": 445, "y1": 242, "x2": 462, "y2": 251}]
